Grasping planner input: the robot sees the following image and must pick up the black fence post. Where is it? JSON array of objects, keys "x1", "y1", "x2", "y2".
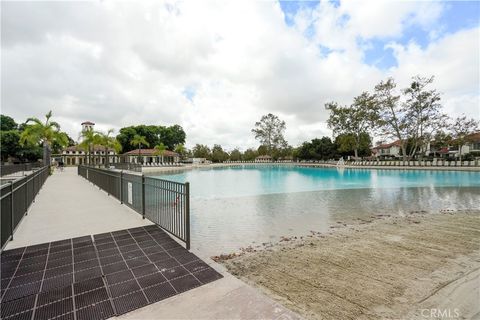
[
  {"x1": 141, "y1": 175, "x2": 145, "y2": 219},
  {"x1": 24, "y1": 178, "x2": 28, "y2": 215},
  {"x1": 10, "y1": 181, "x2": 14, "y2": 240},
  {"x1": 120, "y1": 171, "x2": 123, "y2": 204},
  {"x1": 185, "y1": 182, "x2": 190, "y2": 250}
]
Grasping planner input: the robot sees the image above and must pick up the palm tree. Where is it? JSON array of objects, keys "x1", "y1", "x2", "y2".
[
  {"x1": 154, "y1": 143, "x2": 166, "y2": 163},
  {"x1": 20, "y1": 110, "x2": 69, "y2": 165},
  {"x1": 98, "y1": 129, "x2": 122, "y2": 167},
  {"x1": 79, "y1": 128, "x2": 101, "y2": 165},
  {"x1": 174, "y1": 144, "x2": 186, "y2": 160},
  {"x1": 130, "y1": 134, "x2": 149, "y2": 164}
]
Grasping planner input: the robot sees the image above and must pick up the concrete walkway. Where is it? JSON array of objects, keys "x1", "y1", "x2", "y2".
[
  {"x1": 5, "y1": 167, "x2": 301, "y2": 320},
  {"x1": 5, "y1": 167, "x2": 152, "y2": 249}
]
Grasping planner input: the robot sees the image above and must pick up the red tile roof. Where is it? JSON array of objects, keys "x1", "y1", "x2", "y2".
[
  {"x1": 467, "y1": 132, "x2": 480, "y2": 142},
  {"x1": 372, "y1": 140, "x2": 402, "y2": 150}
]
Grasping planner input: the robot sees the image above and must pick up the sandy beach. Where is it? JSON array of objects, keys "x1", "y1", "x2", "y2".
[{"x1": 219, "y1": 211, "x2": 480, "y2": 320}]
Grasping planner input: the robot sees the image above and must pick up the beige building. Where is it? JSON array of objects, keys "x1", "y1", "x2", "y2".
[
  {"x1": 255, "y1": 155, "x2": 272, "y2": 162},
  {"x1": 58, "y1": 121, "x2": 119, "y2": 166},
  {"x1": 371, "y1": 140, "x2": 402, "y2": 159},
  {"x1": 61, "y1": 145, "x2": 118, "y2": 166}
]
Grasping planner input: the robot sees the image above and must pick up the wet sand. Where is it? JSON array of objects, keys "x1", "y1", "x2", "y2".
[{"x1": 220, "y1": 211, "x2": 480, "y2": 320}]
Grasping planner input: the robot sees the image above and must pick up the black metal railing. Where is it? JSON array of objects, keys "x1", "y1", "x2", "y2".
[
  {"x1": 0, "y1": 162, "x2": 43, "y2": 177},
  {"x1": 78, "y1": 165, "x2": 190, "y2": 249},
  {"x1": 1, "y1": 166, "x2": 49, "y2": 249},
  {"x1": 110, "y1": 162, "x2": 142, "y2": 172}
]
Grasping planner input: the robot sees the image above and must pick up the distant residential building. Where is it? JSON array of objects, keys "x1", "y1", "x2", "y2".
[
  {"x1": 371, "y1": 140, "x2": 402, "y2": 159},
  {"x1": 61, "y1": 145, "x2": 117, "y2": 166},
  {"x1": 255, "y1": 155, "x2": 272, "y2": 162},
  {"x1": 439, "y1": 132, "x2": 480, "y2": 158},
  {"x1": 371, "y1": 133, "x2": 480, "y2": 160},
  {"x1": 458, "y1": 132, "x2": 480, "y2": 156},
  {"x1": 123, "y1": 149, "x2": 180, "y2": 164},
  {"x1": 81, "y1": 121, "x2": 95, "y2": 131},
  {"x1": 58, "y1": 121, "x2": 119, "y2": 166}
]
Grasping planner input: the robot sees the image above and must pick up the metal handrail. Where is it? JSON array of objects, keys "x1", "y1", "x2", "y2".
[
  {"x1": 78, "y1": 165, "x2": 190, "y2": 249},
  {"x1": 1, "y1": 166, "x2": 49, "y2": 250}
]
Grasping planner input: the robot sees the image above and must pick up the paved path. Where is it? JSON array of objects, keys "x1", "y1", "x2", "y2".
[
  {"x1": 5, "y1": 167, "x2": 301, "y2": 320},
  {"x1": 5, "y1": 167, "x2": 152, "y2": 249}
]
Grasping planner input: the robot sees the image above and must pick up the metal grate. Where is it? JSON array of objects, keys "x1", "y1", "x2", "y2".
[
  {"x1": 113, "y1": 291, "x2": 148, "y2": 315},
  {"x1": 76, "y1": 300, "x2": 114, "y2": 320},
  {"x1": 1, "y1": 225, "x2": 223, "y2": 319}
]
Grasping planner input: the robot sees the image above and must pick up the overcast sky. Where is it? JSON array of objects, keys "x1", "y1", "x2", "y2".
[{"x1": 1, "y1": 0, "x2": 479, "y2": 150}]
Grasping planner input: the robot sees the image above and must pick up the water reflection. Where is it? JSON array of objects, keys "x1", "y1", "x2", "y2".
[
  {"x1": 151, "y1": 166, "x2": 480, "y2": 255},
  {"x1": 153, "y1": 166, "x2": 480, "y2": 200},
  {"x1": 190, "y1": 186, "x2": 480, "y2": 255}
]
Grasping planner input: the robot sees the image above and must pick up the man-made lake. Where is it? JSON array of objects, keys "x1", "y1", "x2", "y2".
[{"x1": 152, "y1": 165, "x2": 480, "y2": 255}]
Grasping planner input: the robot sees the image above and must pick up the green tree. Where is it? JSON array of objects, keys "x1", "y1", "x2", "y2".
[
  {"x1": 19, "y1": 111, "x2": 69, "y2": 165},
  {"x1": 116, "y1": 124, "x2": 186, "y2": 153},
  {"x1": 373, "y1": 78, "x2": 408, "y2": 160},
  {"x1": 298, "y1": 137, "x2": 337, "y2": 160},
  {"x1": 192, "y1": 144, "x2": 211, "y2": 159},
  {"x1": 1, "y1": 115, "x2": 18, "y2": 131},
  {"x1": 174, "y1": 144, "x2": 187, "y2": 159},
  {"x1": 257, "y1": 145, "x2": 268, "y2": 155},
  {"x1": 154, "y1": 143, "x2": 167, "y2": 162},
  {"x1": 116, "y1": 127, "x2": 139, "y2": 153},
  {"x1": 229, "y1": 148, "x2": 242, "y2": 161},
  {"x1": 52, "y1": 133, "x2": 75, "y2": 154},
  {"x1": 374, "y1": 76, "x2": 446, "y2": 160},
  {"x1": 430, "y1": 131, "x2": 452, "y2": 156},
  {"x1": 243, "y1": 148, "x2": 258, "y2": 161},
  {"x1": 211, "y1": 144, "x2": 228, "y2": 163},
  {"x1": 252, "y1": 113, "x2": 287, "y2": 156},
  {"x1": 0, "y1": 130, "x2": 21, "y2": 162},
  {"x1": 0, "y1": 114, "x2": 44, "y2": 162},
  {"x1": 98, "y1": 129, "x2": 122, "y2": 167},
  {"x1": 79, "y1": 128, "x2": 101, "y2": 165},
  {"x1": 326, "y1": 92, "x2": 377, "y2": 159},
  {"x1": 130, "y1": 134, "x2": 149, "y2": 164},
  {"x1": 450, "y1": 115, "x2": 479, "y2": 161},
  {"x1": 335, "y1": 133, "x2": 372, "y2": 158},
  {"x1": 402, "y1": 76, "x2": 446, "y2": 158},
  {"x1": 19, "y1": 144, "x2": 43, "y2": 162},
  {"x1": 273, "y1": 145, "x2": 293, "y2": 160},
  {"x1": 159, "y1": 125, "x2": 186, "y2": 150}
]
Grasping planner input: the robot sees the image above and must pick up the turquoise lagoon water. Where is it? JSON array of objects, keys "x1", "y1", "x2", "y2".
[{"x1": 151, "y1": 165, "x2": 480, "y2": 255}]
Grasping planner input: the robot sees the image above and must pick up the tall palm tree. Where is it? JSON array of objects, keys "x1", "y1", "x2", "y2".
[
  {"x1": 154, "y1": 143, "x2": 166, "y2": 163},
  {"x1": 98, "y1": 129, "x2": 122, "y2": 167},
  {"x1": 130, "y1": 135, "x2": 149, "y2": 164},
  {"x1": 20, "y1": 110, "x2": 69, "y2": 165},
  {"x1": 174, "y1": 144, "x2": 186, "y2": 160},
  {"x1": 79, "y1": 128, "x2": 101, "y2": 166}
]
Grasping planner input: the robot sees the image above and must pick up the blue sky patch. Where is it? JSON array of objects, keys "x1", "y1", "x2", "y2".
[
  {"x1": 182, "y1": 86, "x2": 196, "y2": 102},
  {"x1": 362, "y1": 39, "x2": 398, "y2": 69},
  {"x1": 279, "y1": 0, "x2": 319, "y2": 26},
  {"x1": 278, "y1": 0, "x2": 480, "y2": 70}
]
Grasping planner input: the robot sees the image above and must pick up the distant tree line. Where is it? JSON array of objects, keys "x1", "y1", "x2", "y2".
[
  {"x1": 326, "y1": 76, "x2": 479, "y2": 161},
  {"x1": 3, "y1": 76, "x2": 478, "y2": 164},
  {"x1": 1, "y1": 113, "x2": 74, "y2": 163},
  {"x1": 116, "y1": 125, "x2": 186, "y2": 153}
]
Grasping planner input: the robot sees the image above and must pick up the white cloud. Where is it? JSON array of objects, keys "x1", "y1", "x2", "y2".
[
  {"x1": 388, "y1": 27, "x2": 480, "y2": 119},
  {"x1": 1, "y1": 0, "x2": 478, "y2": 151}
]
